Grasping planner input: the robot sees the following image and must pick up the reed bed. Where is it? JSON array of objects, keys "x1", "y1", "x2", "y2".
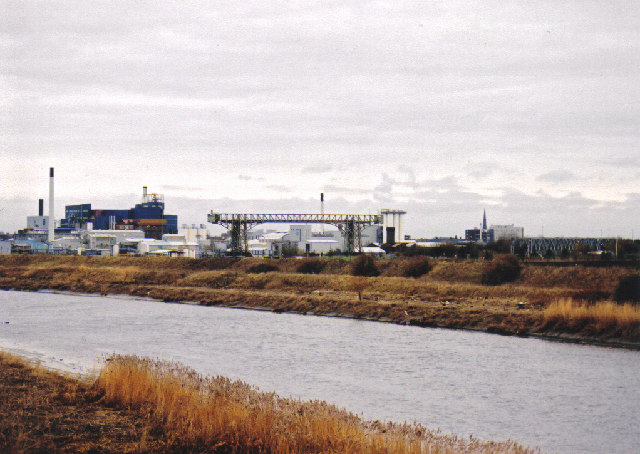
[
  {"x1": 96, "y1": 355, "x2": 535, "y2": 453},
  {"x1": 542, "y1": 298, "x2": 640, "y2": 340}
]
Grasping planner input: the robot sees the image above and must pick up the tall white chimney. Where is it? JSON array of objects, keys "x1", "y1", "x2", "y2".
[{"x1": 48, "y1": 167, "x2": 54, "y2": 243}]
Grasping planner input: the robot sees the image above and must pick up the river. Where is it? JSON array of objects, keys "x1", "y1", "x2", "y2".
[{"x1": 0, "y1": 290, "x2": 638, "y2": 453}]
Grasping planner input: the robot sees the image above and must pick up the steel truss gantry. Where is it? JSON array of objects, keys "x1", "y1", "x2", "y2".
[
  {"x1": 207, "y1": 212, "x2": 383, "y2": 255},
  {"x1": 514, "y1": 237, "x2": 615, "y2": 256}
]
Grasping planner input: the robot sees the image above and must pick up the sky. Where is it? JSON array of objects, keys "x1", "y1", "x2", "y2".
[{"x1": 2, "y1": 1, "x2": 639, "y2": 238}]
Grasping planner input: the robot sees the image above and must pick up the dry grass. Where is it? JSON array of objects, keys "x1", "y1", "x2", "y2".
[
  {"x1": 521, "y1": 266, "x2": 634, "y2": 294},
  {"x1": 0, "y1": 351, "x2": 169, "y2": 453},
  {"x1": 1, "y1": 350, "x2": 537, "y2": 453},
  {"x1": 542, "y1": 298, "x2": 640, "y2": 340},
  {"x1": 95, "y1": 354, "x2": 535, "y2": 454}
]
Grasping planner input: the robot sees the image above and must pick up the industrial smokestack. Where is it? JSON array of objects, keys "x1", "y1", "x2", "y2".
[
  {"x1": 143, "y1": 186, "x2": 148, "y2": 199},
  {"x1": 48, "y1": 167, "x2": 54, "y2": 243},
  {"x1": 38, "y1": 199, "x2": 43, "y2": 217},
  {"x1": 320, "y1": 193, "x2": 325, "y2": 234}
]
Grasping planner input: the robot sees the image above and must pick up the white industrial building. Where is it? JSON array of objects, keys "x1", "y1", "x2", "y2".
[
  {"x1": 244, "y1": 223, "x2": 386, "y2": 257},
  {"x1": 27, "y1": 215, "x2": 50, "y2": 230},
  {"x1": 137, "y1": 237, "x2": 200, "y2": 258},
  {"x1": 179, "y1": 224, "x2": 209, "y2": 246},
  {"x1": 490, "y1": 224, "x2": 524, "y2": 241},
  {"x1": 381, "y1": 209, "x2": 407, "y2": 244}
]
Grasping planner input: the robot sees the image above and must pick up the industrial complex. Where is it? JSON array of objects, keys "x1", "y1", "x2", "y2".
[{"x1": 0, "y1": 168, "x2": 624, "y2": 258}]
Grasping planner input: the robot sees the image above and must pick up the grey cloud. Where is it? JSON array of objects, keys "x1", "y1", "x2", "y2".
[
  {"x1": 302, "y1": 165, "x2": 334, "y2": 175},
  {"x1": 159, "y1": 184, "x2": 205, "y2": 192},
  {"x1": 322, "y1": 184, "x2": 371, "y2": 196},
  {"x1": 2, "y1": 1, "x2": 639, "y2": 238},
  {"x1": 536, "y1": 170, "x2": 576, "y2": 183},
  {"x1": 465, "y1": 161, "x2": 500, "y2": 179},
  {"x1": 266, "y1": 185, "x2": 292, "y2": 193}
]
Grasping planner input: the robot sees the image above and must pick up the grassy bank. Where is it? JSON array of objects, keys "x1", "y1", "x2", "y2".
[
  {"x1": 0, "y1": 255, "x2": 638, "y2": 346},
  {"x1": 0, "y1": 351, "x2": 535, "y2": 453}
]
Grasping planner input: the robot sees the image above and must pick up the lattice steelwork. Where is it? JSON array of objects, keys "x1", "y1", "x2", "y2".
[
  {"x1": 514, "y1": 237, "x2": 614, "y2": 256},
  {"x1": 207, "y1": 212, "x2": 383, "y2": 255}
]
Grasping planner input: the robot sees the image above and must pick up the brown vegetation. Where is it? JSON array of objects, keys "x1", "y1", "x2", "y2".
[
  {"x1": 0, "y1": 351, "x2": 536, "y2": 453},
  {"x1": 0, "y1": 255, "x2": 638, "y2": 346},
  {"x1": 541, "y1": 298, "x2": 640, "y2": 340},
  {"x1": 0, "y1": 351, "x2": 168, "y2": 453},
  {"x1": 480, "y1": 255, "x2": 521, "y2": 286}
]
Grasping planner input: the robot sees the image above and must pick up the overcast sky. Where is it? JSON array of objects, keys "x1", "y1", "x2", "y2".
[{"x1": 2, "y1": 1, "x2": 639, "y2": 238}]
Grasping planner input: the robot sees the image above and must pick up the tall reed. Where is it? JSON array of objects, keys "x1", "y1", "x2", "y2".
[
  {"x1": 95, "y1": 355, "x2": 534, "y2": 453},
  {"x1": 542, "y1": 298, "x2": 640, "y2": 339}
]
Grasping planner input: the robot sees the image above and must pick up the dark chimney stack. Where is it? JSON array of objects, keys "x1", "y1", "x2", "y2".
[{"x1": 39, "y1": 199, "x2": 44, "y2": 216}]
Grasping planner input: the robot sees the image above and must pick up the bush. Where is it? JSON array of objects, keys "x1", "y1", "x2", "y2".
[
  {"x1": 401, "y1": 257, "x2": 432, "y2": 278},
  {"x1": 481, "y1": 254, "x2": 521, "y2": 286},
  {"x1": 296, "y1": 259, "x2": 326, "y2": 274},
  {"x1": 246, "y1": 262, "x2": 279, "y2": 274},
  {"x1": 186, "y1": 257, "x2": 239, "y2": 270},
  {"x1": 350, "y1": 254, "x2": 380, "y2": 277},
  {"x1": 613, "y1": 274, "x2": 640, "y2": 304}
]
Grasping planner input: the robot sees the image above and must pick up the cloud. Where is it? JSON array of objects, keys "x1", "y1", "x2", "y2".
[
  {"x1": 266, "y1": 185, "x2": 292, "y2": 193},
  {"x1": 1, "y1": 2, "x2": 639, "y2": 238},
  {"x1": 536, "y1": 170, "x2": 576, "y2": 183},
  {"x1": 322, "y1": 184, "x2": 371, "y2": 196},
  {"x1": 159, "y1": 184, "x2": 205, "y2": 192},
  {"x1": 302, "y1": 165, "x2": 334, "y2": 174},
  {"x1": 465, "y1": 160, "x2": 501, "y2": 179}
]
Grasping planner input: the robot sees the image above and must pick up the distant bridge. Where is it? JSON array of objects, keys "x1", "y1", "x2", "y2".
[
  {"x1": 514, "y1": 237, "x2": 615, "y2": 255},
  {"x1": 207, "y1": 212, "x2": 383, "y2": 255}
]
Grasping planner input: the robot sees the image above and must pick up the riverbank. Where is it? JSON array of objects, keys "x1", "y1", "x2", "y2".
[
  {"x1": 0, "y1": 255, "x2": 638, "y2": 348},
  {"x1": 0, "y1": 351, "x2": 535, "y2": 453}
]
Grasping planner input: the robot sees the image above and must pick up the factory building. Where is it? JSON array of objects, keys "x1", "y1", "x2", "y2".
[
  {"x1": 490, "y1": 224, "x2": 524, "y2": 241},
  {"x1": 381, "y1": 209, "x2": 406, "y2": 244},
  {"x1": 60, "y1": 187, "x2": 178, "y2": 239},
  {"x1": 26, "y1": 199, "x2": 50, "y2": 229},
  {"x1": 464, "y1": 210, "x2": 524, "y2": 243},
  {"x1": 244, "y1": 223, "x2": 386, "y2": 257}
]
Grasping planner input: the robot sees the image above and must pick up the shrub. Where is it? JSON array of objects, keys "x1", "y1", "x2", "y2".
[
  {"x1": 401, "y1": 257, "x2": 432, "y2": 278},
  {"x1": 613, "y1": 274, "x2": 640, "y2": 304},
  {"x1": 246, "y1": 262, "x2": 279, "y2": 274},
  {"x1": 186, "y1": 257, "x2": 239, "y2": 270},
  {"x1": 281, "y1": 244, "x2": 300, "y2": 258},
  {"x1": 296, "y1": 259, "x2": 326, "y2": 274},
  {"x1": 350, "y1": 254, "x2": 380, "y2": 277},
  {"x1": 349, "y1": 276, "x2": 368, "y2": 301},
  {"x1": 481, "y1": 254, "x2": 521, "y2": 286}
]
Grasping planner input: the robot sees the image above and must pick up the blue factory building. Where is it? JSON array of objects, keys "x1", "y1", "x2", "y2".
[{"x1": 60, "y1": 187, "x2": 178, "y2": 239}]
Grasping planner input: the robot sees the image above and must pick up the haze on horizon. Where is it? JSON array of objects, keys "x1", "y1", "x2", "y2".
[{"x1": 2, "y1": 1, "x2": 639, "y2": 238}]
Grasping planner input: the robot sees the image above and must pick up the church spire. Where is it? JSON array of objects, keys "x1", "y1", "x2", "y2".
[{"x1": 482, "y1": 209, "x2": 487, "y2": 231}]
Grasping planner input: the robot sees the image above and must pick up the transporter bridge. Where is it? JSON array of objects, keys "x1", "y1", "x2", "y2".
[{"x1": 207, "y1": 212, "x2": 383, "y2": 255}]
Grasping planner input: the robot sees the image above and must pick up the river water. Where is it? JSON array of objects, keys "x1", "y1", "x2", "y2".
[{"x1": 0, "y1": 290, "x2": 638, "y2": 453}]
